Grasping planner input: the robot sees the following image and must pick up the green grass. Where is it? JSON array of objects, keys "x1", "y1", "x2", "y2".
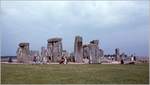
[{"x1": 1, "y1": 64, "x2": 149, "y2": 84}]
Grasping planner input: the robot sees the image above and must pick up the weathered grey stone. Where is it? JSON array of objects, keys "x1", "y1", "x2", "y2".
[
  {"x1": 83, "y1": 45, "x2": 90, "y2": 59},
  {"x1": 90, "y1": 40, "x2": 99, "y2": 46},
  {"x1": 70, "y1": 52, "x2": 75, "y2": 62},
  {"x1": 41, "y1": 47, "x2": 47, "y2": 62},
  {"x1": 16, "y1": 42, "x2": 30, "y2": 63},
  {"x1": 88, "y1": 40, "x2": 101, "y2": 64},
  {"x1": 74, "y1": 36, "x2": 83, "y2": 63},
  {"x1": 99, "y1": 49, "x2": 104, "y2": 57},
  {"x1": 47, "y1": 37, "x2": 63, "y2": 62},
  {"x1": 98, "y1": 49, "x2": 104, "y2": 63},
  {"x1": 30, "y1": 50, "x2": 40, "y2": 63},
  {"x1": 115, "y1": 48, "x2": 120, "y2": 61},
  {"x1": 88, "y1": 44, "x2": 99, "y2": 64}
]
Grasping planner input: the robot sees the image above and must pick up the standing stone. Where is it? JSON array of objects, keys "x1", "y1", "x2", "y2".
[
  {"x1": 83, "y1": 44, "x2": 90, "y2": 64},
  {"x1": 83, "y1": 45, "x2": 90, "y2": 59},
  {"x1": 89, "y1": 40, "x2": 100, "y2": 64},
  {"x1": 70, "y1": 52, "x2": 75, "y2": 62},
  {"x1": 98, "y1": 49, "x2": 104, "y2": 63},
  {"x1": 47, "y1": 38, "x2": 63, "y2": 62},
  {"x1": 88, "y1": 44, "x2": 98, "y2": 63},
  {"x1": 74, "y1": 36, "x2": 83, "y2": 63},
  {"x1": 30, "y1": 50, "x2": 40, "y2": 63},
  {"x1": 115, "y1": 48, "x2": 120, "y2": 61},
  {"x1": 16, "y1": 43, "x2": 30, "y2": 63},
  {"x1": 99, "y1": 49, "x2": 104, "y2": 57},
  {"x1": 41, "y1": 47, "x2": 47, "y2": 62}
]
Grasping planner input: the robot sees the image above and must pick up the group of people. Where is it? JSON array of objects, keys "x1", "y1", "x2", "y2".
[
  {"x1": 32, "y1": 56, "x2": 68, "y2": 64},
  {"x1": 59, "y1": 57, "x2": 67, "y2": 64}
]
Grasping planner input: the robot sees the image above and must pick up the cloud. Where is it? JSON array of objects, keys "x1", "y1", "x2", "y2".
[{"x1": 1, "y1": 1, "x2": 149, "y2": 56}]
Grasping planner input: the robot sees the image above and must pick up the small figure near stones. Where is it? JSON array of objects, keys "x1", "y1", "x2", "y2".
[
  {"x1": 32, "y1": 56, "x2": 37, "y2": 64},
  {"x1": 59, "y1": 57, "x2": 65, "y2": 64},
  {"x1": 83, "y1": 58, "x2": 89, "y2": 64},
  {"x1": 8, "y1": 57, "x2": 12, "y2": 63},
  {"x1": 121, "y1": 59, "x2": 124, "y2": 64},
  {"x1": 64, "y1": 57, "x2": 68, "y2": 64},
  {"x1": 42, "y1": 57, "x2": 47, "y2": 64}
]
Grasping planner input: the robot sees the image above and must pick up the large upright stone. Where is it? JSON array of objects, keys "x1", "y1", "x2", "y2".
[
  {"x1": 74, "y1": 36, "x2": 83, "y2": 63},
  {"x1": 47, "y1": 38, "x2": 63, "y2": 62},
  {"x1": 88, "y1": 44, "x2": 98, "y2": 63},
  {"x1": 99, "y1": 49, "x2": 104, "y2": 57},
  {"x1": 89, "y1": 40, "x2": 100, "y2": 64},
  {"x1": 16, "y1": 42, "x2": 30, "y2": 63},
  {"x1": 70, "y1": 52, "x2": 75, "y2": 62},
  {"x1": 83, "y1": 45, "x2": 90, "y2": 59},
  {"x1": 115, "y1": 48, "x2": 120, "y2": 61},
  {"x1": 41, "y1": 47, "x2": 47, "y2": 62},
  {"x1": 98, "y1": 49, "x2": 104, "y2": 63}
]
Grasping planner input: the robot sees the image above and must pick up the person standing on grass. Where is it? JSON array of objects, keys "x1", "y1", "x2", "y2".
[
  {"x1": 43, "y1": 57, "x2": 47, "y2": 64},
  {"x1": 59, "y1": 57, "x2": 65, "y2": 64},
  {"x1": 33, "y1": 56, "x2": 37, "y2": 64},
  {"x1": 64, "y1": 56, "x2": 68, "y2": 64}
]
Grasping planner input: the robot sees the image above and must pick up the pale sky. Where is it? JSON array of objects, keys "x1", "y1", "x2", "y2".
[{"x1": 1, "y1": 1, "x2": 149, "y2": 56}]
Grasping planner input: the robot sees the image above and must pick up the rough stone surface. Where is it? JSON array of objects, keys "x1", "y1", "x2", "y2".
[
  {"x1": 83, "y1": 45, "x2": 90, "y2": 59},
  {"x1": 16, "y1": 42, "x2": 30, "y2": 63},
  {"x1": 99, "y1": 49, "x2": 104, "y2": 57},
  {"x1": 16, "y1": 37, "x2": 106, "y2": 64},
  {"x1": 74, "y1": 36, "x2": 83, "y2": 63},
  {"x1": 90, "y1": 40, "x2": 99, "y2": 46},
  {"x1": 88, "y1": 44, "x2": 99, "y2": 63},
  {"x1": 88, "y1": 40, "x2": 102, "y2": 64},
  {"x1": 41, "y1": 47, "x2": 47, "y2": 62},
  {"x1": 30, "y1": 50, "x2": 40, "y2": 62},
  {"x1": 115, "y1": 48, "x2": 120, "y2": 61},
  {"x1": 47, "y1": 38, "x2": 63, "y2": 62}
]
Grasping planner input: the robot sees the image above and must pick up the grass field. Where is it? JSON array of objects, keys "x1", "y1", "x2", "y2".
[{"x1": 1, "y1": 64, "x2": 149, "y2": 84}]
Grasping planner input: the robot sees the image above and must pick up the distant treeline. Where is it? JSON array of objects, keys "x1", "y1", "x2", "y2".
[{"x1": 1, "y1": 56, "x2": 17, "y2": 59}]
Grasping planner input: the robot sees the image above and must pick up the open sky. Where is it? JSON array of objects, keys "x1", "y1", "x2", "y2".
[{"x1": 1, "y1": 1, "x2": 149, "y2": 57}]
